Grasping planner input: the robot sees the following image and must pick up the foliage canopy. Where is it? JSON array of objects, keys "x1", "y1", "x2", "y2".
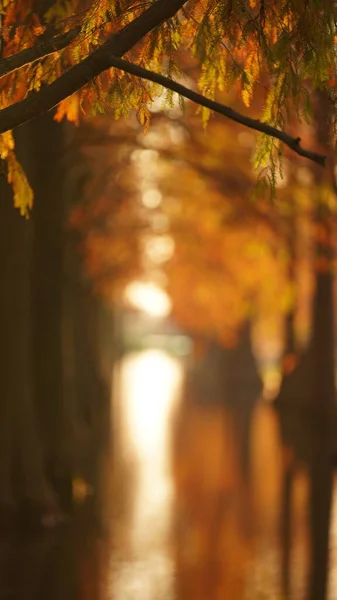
[
  {"x1": 1, "y1": 0, "x2": 337, "y2": 212},
  {"x1": 70, "y1": 106, "x2": 319, "y2": 348}
]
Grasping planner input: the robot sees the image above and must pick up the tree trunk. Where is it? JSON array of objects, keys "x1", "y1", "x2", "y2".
[
  {"x1": 62, "y1": 135, "x2": 113, "y2": 521},
  {"x1": 222, "y1": 322, "x2": 263, "y2": 480},
  {"x1": 274, "y1": 90, "x2": 336, "y2": 600},
  {"x1": 26, "y1": 114, "x2": 73, "y2": 512},
  {"x1": 0, "y1": 138, "x2": 53, "y2": 516},
  {"x1": 306, "y1": 90, "x2": 336, "y2": 600}
]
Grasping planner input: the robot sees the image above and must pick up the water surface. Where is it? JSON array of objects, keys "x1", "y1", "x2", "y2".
[{"x1": 1, "y1": 349, "x2": 337, "y2": 600}]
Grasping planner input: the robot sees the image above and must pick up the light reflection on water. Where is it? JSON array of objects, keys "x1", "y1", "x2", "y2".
[
  {"x1": 109, "y1": 350, "x2": 182, "y2": 600},
  {"x1": 107, "y1": 350, "x2": 337, "y2": 600},
  {"x1": 328, "y1": 481, "x2": 337, "y2": 599},
  {"x1": 1, "y1": 354, "x2": 337, "y2": 599}
]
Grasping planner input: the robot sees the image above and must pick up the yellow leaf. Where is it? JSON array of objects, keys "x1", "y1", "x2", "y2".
[{"x1": 54, "y1": 94, "x2": 80, "y2": 125}]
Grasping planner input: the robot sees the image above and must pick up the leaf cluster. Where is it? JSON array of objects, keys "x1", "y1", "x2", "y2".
[{"x1": 1, "y1": 0, "x2": 336, "y2": 212}]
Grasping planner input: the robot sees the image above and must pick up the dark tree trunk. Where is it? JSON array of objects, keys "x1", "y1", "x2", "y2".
[
  {"x1": 14, "y1": 114, "x2": 74, "y2": 515},
  {"x1": 0, "y1": 138, "x2": 53, "y2": 516},
  {"x1": 278, "y1": 202, "x2": 297, "y2": 597},
  {"x1": 307, "y1": 91, "x2": 336, "y2": 600},
  {"x1": 63, "y1": 238, "x2": 112, "y2": 523},
  {"x1": 274, "y1": 90, "x2": 336, "y2": 600},
  {"x1": 221, "y1": 322, "x2": 263, "y2": 480},
  {"x1": 0, "y1": 108, "x2": 115, "y2": 525},
  {"x1": 29, "y1": 115, "x2": 71, "y2": 508},
  {"x1": 62, "y1": 136, "x2": 113, "y2": 523},
  {"x1": 190, "y1": 323, "x2": 262, "y2": 477},
  {"x1": 274, "y1": 264, "x2": 335, "y2": 600}
]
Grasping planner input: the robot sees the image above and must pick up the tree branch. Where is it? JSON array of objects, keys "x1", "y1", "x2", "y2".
[
  {"x1": 0, "y1": 27, "x2": 81, "y2": 78},
  {"x1": 0, "y1": 0, "x2": 188, "y2": 134},
  {"x1": 108, "y1": 56, "x2": 326, "y2": 167},
  {"x1": 0, "y1": 0, "x2": 326, "y2": 167}
]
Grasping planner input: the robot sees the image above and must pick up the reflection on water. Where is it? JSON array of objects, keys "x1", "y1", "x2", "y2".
[
  {"x1": 1, "y1": 349, "x2": 337, "y2": 600},
  {"x1": 0, "y1": 519, "x2": 108, "y2": 600},
  {"x1": 109, "y1": 350, "x2": 182, "y2": 600}
]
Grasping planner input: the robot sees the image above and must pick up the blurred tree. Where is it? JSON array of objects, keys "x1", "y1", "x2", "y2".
[
  {"x1": 70, "y1": 103, "x2": 308, "y2": 351},
  {"x1": 0, "y1": 0, "x2": 115, "y2": 525},
  {"x1": 274, "y1": 90, "x2": 337, "y2": 600},
  {"x1": 0, "y1": 122, "x2": 57, "y2": 522},
  {"x1": 0, "y1": 107, "x2": 114, "y2": 525}
]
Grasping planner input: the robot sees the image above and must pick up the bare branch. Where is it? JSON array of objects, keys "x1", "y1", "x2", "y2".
[
  {"x1": 0, "y1": 27, "x2": 81, "y2": 78},
  {"x1": 0, "y1": 0, "x2": 188, "y2": 134},
  {"x1": 108, "y1": 56, "x2": 326, "y2": 167}
]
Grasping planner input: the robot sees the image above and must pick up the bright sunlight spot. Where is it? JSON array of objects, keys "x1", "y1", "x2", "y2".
[
  {"x1": 110, "y1": 350, "x2": 182, "y2": 600},
  {"x1": 121, "y1": 349, "x2": 182, "y2": 457},
  {"x1": 141, "y1": 188, "x2": 162, "y2": 209},
  {"x1": 143, "y1": 235, "x2": 175, "y2": 264},
  {"x1": 124, "y1": 281, "x2": 172, "y2": 318}
]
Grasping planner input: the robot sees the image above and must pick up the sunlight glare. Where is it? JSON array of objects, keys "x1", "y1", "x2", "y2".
[
  {"x1": 143, "y1": 235, "x2": 175, "y2": 264},
  {"x1": 122, "y1": 350, "x2": 181, "y2": 457},
  {"x1": 124, "y1": 281, "x2": 172, "y2": 318},
  {"x1": 110, "y1": 350, "x2": 183, "y2": 600},
  {"x1": 141, "y1": 188, "x2": 162, "y2": 209}
]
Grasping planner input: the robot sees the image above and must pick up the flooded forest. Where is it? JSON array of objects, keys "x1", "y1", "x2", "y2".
[{"x1": 2, "y1": 1, "x2": 337, "y2": 599}]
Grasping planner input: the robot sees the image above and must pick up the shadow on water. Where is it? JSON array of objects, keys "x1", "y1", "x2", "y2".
[
  {"x1": 174, "y1": 316, "x2": 337, "y2": 600},
  {"x1": 172, "y1": 324, "x2": 265, "y2": 599},
  {"x1": 0, "y1": 513, "x2": 108, "y2": 600},
  {"x1": 186, "y1": 322, "x2": 262, "y2": 481},
  {"x1": 274, "y1": 265, "x2": 337, "y2": 600},
  {"x1": 274, "y1": 350, "x2": 337, "y2": 600}
]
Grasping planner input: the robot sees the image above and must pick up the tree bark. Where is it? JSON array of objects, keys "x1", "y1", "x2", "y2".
[
  {"x1": 0, "y1": 143, "x2": 53, "y2": 516},
  {"x1": 62, "y1": 133, "x2": 114, "y2": 520},
  {"x1": 274, "y1": 90, "x2": 336, "y2": 600},
  {"x1": 307, "y1": 91, "x2": 335, "y2": 600},
  {"x1": 23, "y1": 113, "x2": 73, "y2": 512}
]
